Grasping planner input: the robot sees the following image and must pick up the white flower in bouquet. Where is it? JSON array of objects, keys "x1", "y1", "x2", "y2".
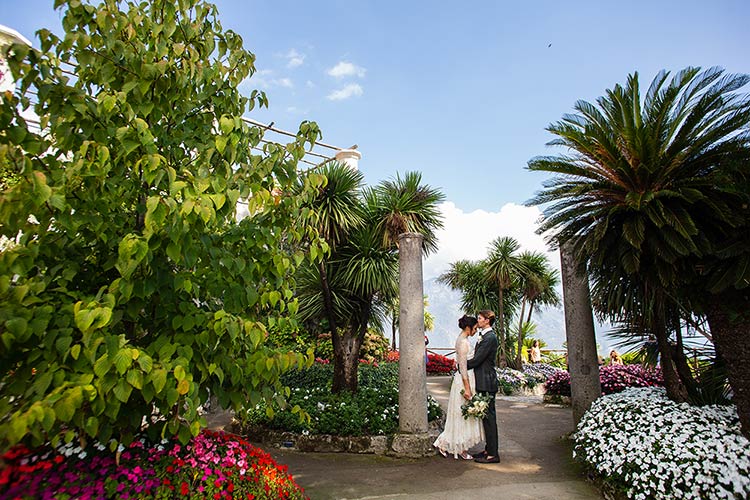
[{"x1": 461, "y1": 391, "x2": 493, "y2": 420}]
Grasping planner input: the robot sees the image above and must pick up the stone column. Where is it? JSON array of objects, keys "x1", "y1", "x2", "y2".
[
  {"x1": 560, "y1": 240, "x2": 602, "y2": 426},
  {"x1": 334, "y1": 148, "x2": 361, "y2": 170},
  {"x1": 391, "y1": 232, "x2": 433, "y2": 457}
]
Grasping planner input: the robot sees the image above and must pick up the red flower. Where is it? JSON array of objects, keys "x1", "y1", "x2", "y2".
[{"x1": 180, "y1": 481, "x2": 190, "y2": 496}]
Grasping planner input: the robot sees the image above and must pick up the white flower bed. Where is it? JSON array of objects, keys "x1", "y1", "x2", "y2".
[{"x1": 573, "y1": 387, "x2": 750, "y2": 499}]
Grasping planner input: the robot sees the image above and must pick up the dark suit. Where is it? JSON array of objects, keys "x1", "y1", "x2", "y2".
[{"x1": 467, "y1": 329, "x2": 499, "y2": 456}]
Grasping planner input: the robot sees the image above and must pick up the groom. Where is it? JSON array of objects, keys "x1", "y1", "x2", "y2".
[{"x1": 467, "y1": 309, "x2": 499, "y2": 463}]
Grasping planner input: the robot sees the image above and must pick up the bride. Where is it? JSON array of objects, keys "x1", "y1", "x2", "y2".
[{"x1": 433, "y1": 315, "x2": 484, "y2": 459}]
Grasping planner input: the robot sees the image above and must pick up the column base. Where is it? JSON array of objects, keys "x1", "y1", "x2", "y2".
[{"x1": 389, "y1": 432, "x2": 436, "y2": 458}]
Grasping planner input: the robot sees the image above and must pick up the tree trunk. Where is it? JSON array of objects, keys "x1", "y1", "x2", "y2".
[
  {"x1": 672, "y1": 319, "x2": 699, "y2": 400},
  {"x1": 526, "y1": 299, "x2": 535, "y2": 324},
  {"x1": 497, "y1": 286, "x2": 507, "y2": 368},
  {"x1": 653, "y1": 311, "x2": 689, "y2": 403},
  {"x1": 705, "y1": 289, "x2": 750, "y2": 439},
  {"x1": 332, "y1": 327, "x2": 365, "y2": 393},
  {"x1": 516, "y1": 298, "x2": 527, "y2": 367},
  {"x1": 560, "y1": 242, "x2": 601, "y2": 426},
  {"x1": 320, "y1": 260, "x2": 354, "y2": 393},
  {"x1": 318, "y1": 261, "x2": 338, "y2": 335}
]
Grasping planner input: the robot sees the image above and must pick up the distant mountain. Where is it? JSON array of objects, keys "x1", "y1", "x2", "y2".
[{"x1": 419, "y1": 278, "x2": 611, "y2": 357}]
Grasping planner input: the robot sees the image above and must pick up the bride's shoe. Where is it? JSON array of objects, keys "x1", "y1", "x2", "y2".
[
  {"x1": 459, "y1": 451, "x2": 473, "y2": 460},
  {"x1": 435, "y1": 447, "x2": 448, "y2": 458}
]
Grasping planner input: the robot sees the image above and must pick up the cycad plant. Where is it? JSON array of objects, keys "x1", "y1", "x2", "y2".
[{"x1": 527, "y1": 66, "x2": 750, "y2": 436}]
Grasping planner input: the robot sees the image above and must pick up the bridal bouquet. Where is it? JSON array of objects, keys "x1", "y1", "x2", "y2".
[{"x1": 460, "y1": 392, "x2": 493, "y2": 420}]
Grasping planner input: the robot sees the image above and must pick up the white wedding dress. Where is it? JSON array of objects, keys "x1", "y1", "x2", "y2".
[{"x1": 433, "y1": 333, "x2": 484, "y2": 457}]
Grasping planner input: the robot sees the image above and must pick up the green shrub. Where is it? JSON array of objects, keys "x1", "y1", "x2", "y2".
[{"x1": 239, "y1": 361, "x2": 441, "y2": 436}]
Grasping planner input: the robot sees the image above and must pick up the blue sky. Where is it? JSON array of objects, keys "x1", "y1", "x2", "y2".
[
  {"x1": 2, "y1": 1, "x2": 748, "y2": 350},
  {"x1": 3, "y1": 0, "x2": 749, "y2": 211}
]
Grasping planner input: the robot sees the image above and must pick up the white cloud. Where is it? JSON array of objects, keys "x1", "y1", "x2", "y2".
[
  {"x1": 327, "y1": 61, "x2": 366, "y2": 79},
  {"x1": 423, "y1": 201, "x2": 558, "y2": 280},
  {"x1": 276, "y1": 78, "x2": 293, "y2": 88},
  {"x1": 327, "y1": 83, "x2": 363, "y2": 101},
  {"x1": 306, "y1": 80, "x2": 316, "y2": 88},
  {"x1": 286, "y1": 106, "x2": 309, "y2": 115},
  {"x1": 250, "y1": 70, "x2": 294, "y2": 90},
  {"x1": 285, "y1": 49, "x2": 305, "y2": 68},
  {"x1": 245, "y1": 69, "x2": 273, "y2": 89}
]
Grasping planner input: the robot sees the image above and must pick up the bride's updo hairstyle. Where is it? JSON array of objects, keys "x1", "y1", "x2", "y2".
[{"x1": 458, "y1": 315, "x2": 478, "y2": 330}]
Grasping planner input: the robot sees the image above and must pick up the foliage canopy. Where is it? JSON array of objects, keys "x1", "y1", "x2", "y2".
[{"x1": 0, "y1": 0, "x2": 324, "y2": 451}]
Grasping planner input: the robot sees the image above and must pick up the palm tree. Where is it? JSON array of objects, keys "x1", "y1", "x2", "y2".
[
  {"x1": 372, "y1": 171, "x2": 444, "y2": 254},
  {"x1": 298, "y1": 164, "x2": 444, "y2": 393},
  {"x1": 438, "y1": 259, "x2": 498, "y2": 314},
  {"x1": 525, "y1": 266, "x2": 561, "y2": 324},
  {"x1": 527, "y1": 67, "x2": 750, "y2": 435},
  {"x1": 301, "y1": 162, "x2": 365, "y2": 342},
  {"x1": 484, "y1": 237, "x2": 524, "y2": 367},
  {"x1": 514, "y1": 251, "x2": 552, "y2": 367}
]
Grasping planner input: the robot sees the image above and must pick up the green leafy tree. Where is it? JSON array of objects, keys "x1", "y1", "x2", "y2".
[
  {"x1": 297, "y1": 165, "x2": 443, "y2": 392},
  {"x1": 527, "y1": 67, "x2": 750, "y2": 436},
  {"x1": 0, "y1": 0, "x2": 320, "y2": 451}
]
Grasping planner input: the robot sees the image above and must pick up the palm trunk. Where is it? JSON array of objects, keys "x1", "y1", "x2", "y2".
[
  {"x1": 515, "y1": 298, "x2": 527, "y2": 367},
  {"x1": 559, "y1": 241, "x2": 601, "y2": 425},
  {"x1": 332, "y1": 329, "x2": 362, "y2": 393},
  {"x1": 332, "y1": 302, "x2": 371, "y2": 393},
  {"x1": 318, "y1": 261, "x2": 338, "y2": 334},
  {"x1": 653, "y1": 307, "x2": 689, "y2": 403},
  {"x1": 497, "y1": 286, "x2": 507, "y2": 368},
  {"x1": 672, "y1": 317, "x2": 698, "y2": 400},
  {"x1": 526, "y1": 299, "x2": 535, "y2": 324},
  {"x1": 704, "y1": 289, "x2": 750, "y2": 439}
]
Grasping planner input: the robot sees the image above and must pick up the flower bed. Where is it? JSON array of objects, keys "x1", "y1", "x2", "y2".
[
  {"x1": 496, "y1": 368, "x2": 530, "y2": 395},
  {"x1": 0, "y1": 430, "x2": 307, "y2": 499},
  {"x1": 523, "y1": 363, "x2": 563, "y2": 384},
  {"x1": 382, "y1": 351, "x2": 454, "y2": 375},
  {"x1": 427, "y1": 353, "x2": 455, "y2": 375},
  {"x1": 496, "y1": 366, "x2": 553, "y2": 395},
  {"x1": 573, "y1": 387, "x2": 750, "y2": 499},
  {"x1": 544, "y1": 364, "x2": 663, "y2": 396},
  {"x1": 237, "y1": 362, "x2": 442, "y2": 437}
]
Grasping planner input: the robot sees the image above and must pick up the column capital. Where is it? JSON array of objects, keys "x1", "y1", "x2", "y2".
[{"x1": 334, "y1": 149, "x2": 362, "y2": 170}]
